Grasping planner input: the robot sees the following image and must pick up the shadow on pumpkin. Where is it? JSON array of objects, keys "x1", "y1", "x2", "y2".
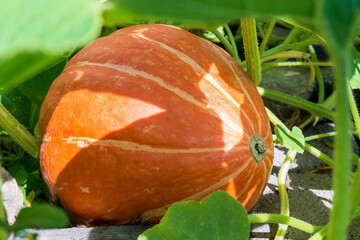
[{"x1": 39, "y1": 26, "x2": 272, "y2": 225}]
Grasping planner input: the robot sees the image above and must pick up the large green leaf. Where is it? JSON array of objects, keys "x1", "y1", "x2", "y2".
[
  {"x1": 0, "y1": 0, "x2": 102, "y2": 91},
  {"x1": 138, "y1": 191, "x2": 250, "y2": 240},
  {"x1": 19, "y1": 59, "x2": 67, "y2": 106},
  {"x1": 319, "y1": 0, "x2": 360, "y2": 50},
  {"x1": 10, "y1": 204, "x2": 68, "y2": 232},
  {"x1": 0, "y1": 87, "x2": 31, "y2": 128},
  {"x1": 103, "y1": 0, "x2": 315, "y2": 28}
]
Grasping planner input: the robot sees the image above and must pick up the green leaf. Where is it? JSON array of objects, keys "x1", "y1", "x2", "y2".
[
  {"x1": 349, "y1": 47, "x2": 360, "y2": 89},
  {"x1": 26, "y1": 172, "x2": 49, "y2": 201},
  {"x1": 138, "y1": 191, "x2": 250, "y2": 240},
  {"x1": 0, "y1": 88, "x2": 32, "y2": 128},
  {"x1": 19, "y1": 59, "x2": 67, "y2": 106},
  {"x1": 103, "y1": 0, "x2": 316, "y2": 28},
  {"x1": 0, "y1": 0, "x2": 102, "y2": 91},
  {"x1": 319, "y1": 0, "x2": 360, "y2": 51},
  {"x1": 7, "y1": 165, "x2": 28, "y2": 186},
  {"x1": 275, "y1": 125, "x2": 305, "y2": 153},
  {"x1": 11, "y1": 204, "x2": 68, "y2": 232},
  {"x1": 0, "y1": 53, "x2": 60, "y2": 92},
  {"x1": 0, "y1": 220, "x2": 10, "y2": 231},
  {"x1": 352, "y1": 153, "x2": 360, "y2": 165}
]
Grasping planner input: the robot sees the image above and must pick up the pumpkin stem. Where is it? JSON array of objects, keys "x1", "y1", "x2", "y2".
[{"x1": 250, "y1": 136, "x2": 266, "y2": 162}]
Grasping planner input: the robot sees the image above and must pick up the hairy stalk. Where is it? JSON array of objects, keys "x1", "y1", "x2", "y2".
[
  {"x1": 275, "y1": 150, "x2": 297, "y2": 240},
  {"x1": 0, "y1": 103, "x2": 39, "y2": 158},
  {"x1": 241, "y1": 18, "x2": 261, "y2": 86}
]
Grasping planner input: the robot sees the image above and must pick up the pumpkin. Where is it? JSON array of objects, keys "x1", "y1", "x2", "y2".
[{"x1": 39, "y1": 24, "x2": 274, "y2": 225}]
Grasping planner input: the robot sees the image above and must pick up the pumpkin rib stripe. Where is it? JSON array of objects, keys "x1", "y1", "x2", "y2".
[
  {"x1": 141, "y1": 155, "x2": 254, "y2": 220},
  {"x1": 227, "y1": 63, "x2": 262, "y2": 132},
  {"x1": 258, "y1": 162, "x2": 268, "y2": 196},
  {"x1": 236, "y1": 166, "x2": 256, "y2": 202},
  {"x1": 242, "y1": 161, "x2": 268, "y2": 208},
  {"x1": 263, "y1": 123, "x2": 271, "y2": 140},
  {"x1": 266, "y1": 149, "x2": 273, "y2": 156},
  {"x1": 44, "y1": 136, "x2": 250, "y2": 154},
  {"x1": 130, "y1": 33, "x2": 255, "y2": 135},
  {"x1": 73, "y1": 61, "x2": 249, "y2": 139},
  {"x1": 198, "y1": 39, "x2": 259, "y2": 136}
]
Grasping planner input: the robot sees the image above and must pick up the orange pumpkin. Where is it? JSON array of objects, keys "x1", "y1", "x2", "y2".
[{"x1": 39, "y1": 24, "x2": 274, "y2": 225}]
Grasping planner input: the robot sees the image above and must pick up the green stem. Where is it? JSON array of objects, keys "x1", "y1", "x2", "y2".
[
  {"x1": 224, "y1": 24, "x2": 241, "y2": 64},
  {"x1": 308, "y1": 225, "x2": 328, "y2": 240},
  {"x1": 241, "y1": 18, "x2": 261, "y2": 86},
  {"x1": 275, "y1": 150, "x2": 297, "y2": 240},
  {"x1": 305, "y1": 132, "x2": 337, "y2": 141},
  {"x1": 347, "y1": 83, "x2": 360, "y2": 138},
  {"x1": 327, "y1": 50, "x2": 352, "y2": 240},
  {"x1": 248, "y1": 214, "x2": 322, "y2": 234},
  {"x1": 322, "y1": 91, "x2": 336, "y2": 109},
  {"x1": 261, "y1": 39, "x2": 321, "y2": 59},
  {"x1": 259, "y1": 18, "x2": 277, "y2": 54},
  {"x1": 282, "y1": 27, "x2": 300, "y2": 45},
  {"x1": 350, "y1": 162, "x2": 360, "y2": 216},
  {"x1": 261, "y1": 51, "x2": 310, "y2": 62},
  {"x1": 262, "y1": 61, "x2": 334, "y2": 67},
  {"x1": 304, "y1": 143, "x2": 334, "y2": 167},
  {"x1": 309, "y1": 45, "x2": 325, "y2": 103},
  {"x1": 212, "y1": 28, "x2": 234, "y2": 57},
  {"x1": 304, "y1": 131, "x2": 360, "y2": 141},
  {"x1": 256, "y1": 22, "x2": 265, "y2": 39},
  {"x1": 352, "y1": 206, "x2": 360, "y2": 220},
  {"x1": 0, "y1": 103, "x2": 39, "y2": 158},
  {"x1": 257, "y1": 87, "x2": 334, "y2": 121}
]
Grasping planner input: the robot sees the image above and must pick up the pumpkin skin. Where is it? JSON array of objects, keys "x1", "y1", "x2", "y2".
[{"x1": 39, "y1": 24, "x2": 274, "y2": 225}]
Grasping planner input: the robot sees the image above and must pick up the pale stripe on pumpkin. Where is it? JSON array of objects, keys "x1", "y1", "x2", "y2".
[
  {"x1": 75, "y1": 61, "x2": 248, "y2": 140},
  {"x1": 224, "y1": 60, "x2": 263, "y2": 134},
  {"x1": 45, "y1": 136, "x2": 250, "y2": 154},
  {"x1": 130, "y1": 33, "x2": 256, "y2": 135}
]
